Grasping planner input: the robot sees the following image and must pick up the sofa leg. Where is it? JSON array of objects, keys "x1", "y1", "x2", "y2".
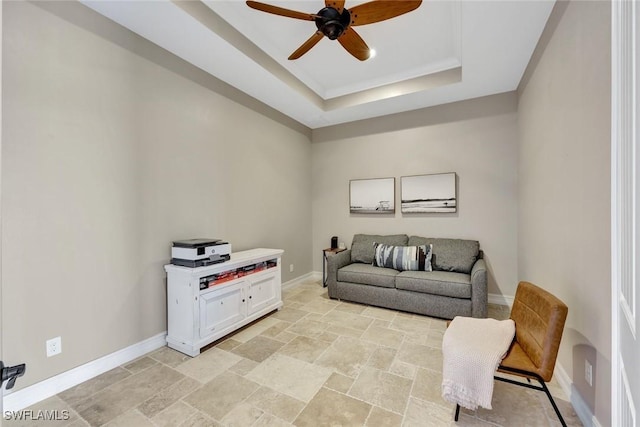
[{"x1": 454, "y1": 404, "x2": 460, "y2": 421}]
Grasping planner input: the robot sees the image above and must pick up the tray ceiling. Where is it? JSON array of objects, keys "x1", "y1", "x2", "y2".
[{"x1": 81, "y1": 0, "x2": 555, "y2": 129}]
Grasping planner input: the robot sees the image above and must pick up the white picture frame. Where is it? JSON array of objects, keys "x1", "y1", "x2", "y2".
[
  {"x1": 349, "y1": 178, "x2": 395, "y2": 214},
  {"x1": 401, "y1": 172, "x2": 457, "y2": 213}
]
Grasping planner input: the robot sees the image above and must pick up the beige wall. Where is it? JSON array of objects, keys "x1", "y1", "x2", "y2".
[
  {"x1": 311, "y1": 93, "x2": 519, "y2": 298},
  {"x1": 517, "y1": 1, "x2": 611, "y2": 423},
  {"x1": 2, "y1": 1, "x2": 311, "y2": 389},
  {"x1": 1, "y1": 3, "x2": 613, "y2": 423}
]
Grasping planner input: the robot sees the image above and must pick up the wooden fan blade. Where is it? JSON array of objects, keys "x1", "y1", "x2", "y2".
[
  {"x1": 325, "y1": 0, "x2": 346, "y2": 13},
  {"x1": 349, "y1": 0, "x2": 422, "y2": 26},
  {"x1": 246, "y1": 1, "x2": 315, "y2": 21},
  {"x1": 338, "y1": 27, "x2": 370, "y2": 61},
  {"x1": 289, "y1": 31, "x2": 324, "y2": 60}
]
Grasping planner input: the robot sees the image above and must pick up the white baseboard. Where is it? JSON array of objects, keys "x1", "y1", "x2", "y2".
[
  {"x1": 5, "y1": 274, "x2": 317, "y2": 411},
  {"x1": 488, "y1": 293, "x2": 514, "y2": 307},
  {"x1": 570, "y1": 387, "x2": 602, "y2": 427},
  {"x1": 554, "y1": 362, "x2": 574, "y2": 406},
  {"x1": 282, "y1": 272, "x2": 321, "y2": 290},
  {"x1": 3, "y1": 332, "x2": 167, "y2": 411},
  {"x1": 554, "y1": 363, "x2": 602, "y2": 427}
]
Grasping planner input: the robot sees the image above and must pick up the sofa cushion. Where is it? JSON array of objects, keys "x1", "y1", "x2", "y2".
[
  {"x1": 351, "y1": 234, "x2": 408, "y2": 264},
  {"x1": 373, "y1": 243, "x2": 433, "y2": 272},
  {"x1": 395, "y1": 270, "x2": 472, "y2": 298},
  {"x1": 407, "y1": 237, "x2": 479, "y2": 274},
  {"x1": 338, "y1": 263, "x2": 399, "y2": 288}
]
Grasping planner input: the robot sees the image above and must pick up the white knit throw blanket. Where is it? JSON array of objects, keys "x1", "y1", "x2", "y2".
[{"x1": 441, "y1": 316, "x2": 515, "y2": 410}]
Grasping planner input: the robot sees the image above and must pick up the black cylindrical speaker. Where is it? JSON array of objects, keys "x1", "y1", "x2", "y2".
[{"x1": 331, "y1": 236, "x2": 338, "y2": 249}]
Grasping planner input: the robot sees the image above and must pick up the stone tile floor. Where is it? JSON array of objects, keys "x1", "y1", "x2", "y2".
[{"x1": 7, "y1": 279, "x2": 582, "y2": 426}]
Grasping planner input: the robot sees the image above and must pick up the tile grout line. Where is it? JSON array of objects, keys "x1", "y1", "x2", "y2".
[{"x1": 44, "y1": 279, "x2": 579, "y2": 427}]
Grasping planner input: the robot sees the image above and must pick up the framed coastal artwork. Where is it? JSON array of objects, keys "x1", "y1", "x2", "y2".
[
  {"x1": 349, "y1": 178, "x2": 395, "y2": 214},
  {"x1": 401, "y1": 173, "x2": 457, "y2": 213}
]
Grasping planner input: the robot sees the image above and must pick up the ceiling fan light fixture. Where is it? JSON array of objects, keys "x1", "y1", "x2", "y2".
[
  {"x1": 322, "y1": 20, "x2": 344, "y2": 39},
  {"x1": 315, "y1": 7, "x2": 351, "y2": 40}
]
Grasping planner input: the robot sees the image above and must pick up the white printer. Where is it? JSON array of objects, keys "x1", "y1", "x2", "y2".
[{"x1": 171, "y1": 238, "x2": 231, "y2": 267}]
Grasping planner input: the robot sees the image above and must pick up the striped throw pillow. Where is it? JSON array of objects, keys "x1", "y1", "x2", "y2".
[{"x1": 372, "y1": 243, "x2": 433, "y2": 271}]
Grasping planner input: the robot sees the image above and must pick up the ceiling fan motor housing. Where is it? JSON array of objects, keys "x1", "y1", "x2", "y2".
[{"x1": 315, "y1": 7, "x2": 351, "y2": 40}]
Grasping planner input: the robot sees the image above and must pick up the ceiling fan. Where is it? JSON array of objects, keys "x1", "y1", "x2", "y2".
[{"x1": 246, "y1": 0, "x2": 422, "y2": 61}]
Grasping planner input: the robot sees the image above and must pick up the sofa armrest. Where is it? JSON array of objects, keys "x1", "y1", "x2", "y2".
[
  {"x1": 326, "y1": 249, "x2": 352, "y2": 298},
  {"x1": 470, "y1": 258, "x2": 488, "y2": 318}
]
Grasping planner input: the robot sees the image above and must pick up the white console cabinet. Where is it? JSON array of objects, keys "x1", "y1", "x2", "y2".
[{"x1": 164, "y1": 248, "x2": 283, "y2": 357}]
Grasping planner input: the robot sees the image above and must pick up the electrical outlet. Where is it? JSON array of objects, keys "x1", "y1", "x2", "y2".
[
  {"x1": 289, "y1": 264, "x2": 294, "y2": 273},
  {"x1": 585, "y1": 360, "x2": 593, "y2": 386},
  {"x1": 46, "y1": 336, "x2": 62, "y2": 357}
]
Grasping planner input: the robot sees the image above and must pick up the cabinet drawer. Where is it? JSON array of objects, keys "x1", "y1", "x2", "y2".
[{"x1": 199, "y1": 282, "x2": 246, "y2": 338}]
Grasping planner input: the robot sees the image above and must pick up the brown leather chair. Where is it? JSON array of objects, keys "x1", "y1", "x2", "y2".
[{"x1": 453, "y1": 281, "x2": 569, "y2": 426}]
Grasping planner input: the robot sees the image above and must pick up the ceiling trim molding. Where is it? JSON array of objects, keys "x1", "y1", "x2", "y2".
[
  {"x1": 172, "y1": 0, "x2": 324, "y2": 109},
  {"x1": 174, "y1": 1, "x2": 462, "y2": 113},
  {"x1": 325, "y1": 66, "x2": 462, "y2": 111},
  {"x1": 312, "y1": 91, "x2": 518, "y2": 143},
  {"x1": 72, "y1": 0, "x2": 554, "y2": 129}
]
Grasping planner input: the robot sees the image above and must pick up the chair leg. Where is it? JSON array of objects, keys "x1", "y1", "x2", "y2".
[
  {"x1": 451, "y1": 382, "x2": 565, "y2": 426},
  {"x1": 495, "y1": 370, "x2": 568, "y2": 427},
  {"x1": 539, "y1": 379, "x2": 567, "y2": 427}
]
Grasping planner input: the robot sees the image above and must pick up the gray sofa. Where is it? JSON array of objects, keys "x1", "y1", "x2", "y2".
[{"x1": 326, "y1": 234, "x2": 487, "y2": 319}]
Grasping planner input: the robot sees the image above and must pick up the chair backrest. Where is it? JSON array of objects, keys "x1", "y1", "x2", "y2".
[{"x1": 509, "y1": 281, "x2": 568, "y2": 382}]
